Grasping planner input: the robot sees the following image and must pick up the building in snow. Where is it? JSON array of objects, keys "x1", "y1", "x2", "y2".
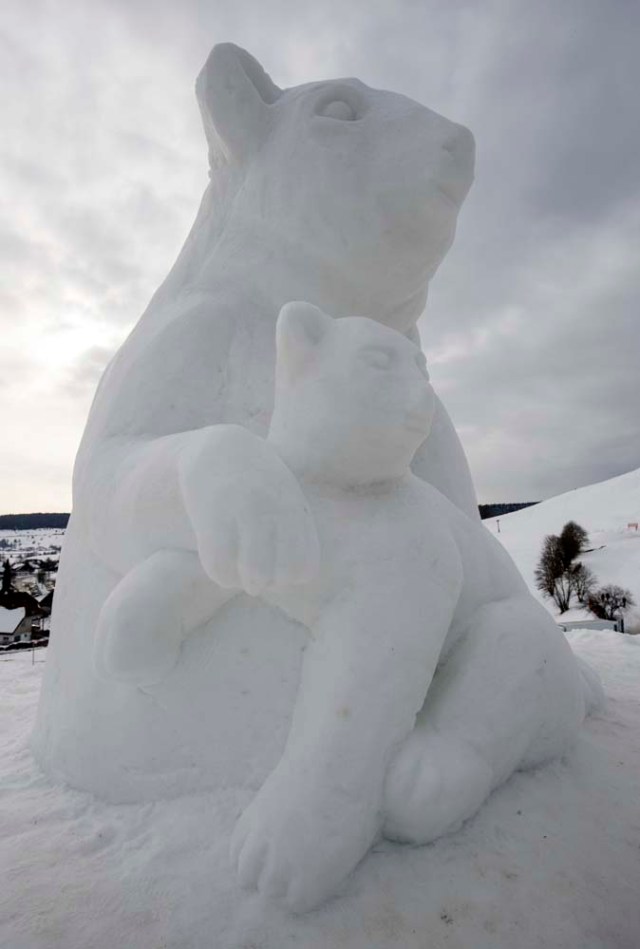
[{"x1": 0, "y1": 606, "x2": 27, "y2": 646}]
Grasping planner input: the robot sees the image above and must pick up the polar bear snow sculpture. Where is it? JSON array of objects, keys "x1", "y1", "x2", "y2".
[
  {"x1": 94, "y1": 302, "x2": 601, "y2": 911},
  {"x1": 32, "y1": 42, "x2": 601, "y2": 908}
]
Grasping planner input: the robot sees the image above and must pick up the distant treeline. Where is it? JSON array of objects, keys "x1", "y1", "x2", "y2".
[
  {"x1": 0, "y1": 513, "x2": 70, "y2": 530},
  {"x1": 478, "y1": 502, "x2": 538, "y2": 520},
  {"x1": 1, "y1": 505, "x2": 538, "y2": 530}
]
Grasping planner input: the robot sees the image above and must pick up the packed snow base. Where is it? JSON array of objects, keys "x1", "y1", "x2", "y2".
[{"x1": 2, "y1": 630, "x2": 639, "y2": 949}]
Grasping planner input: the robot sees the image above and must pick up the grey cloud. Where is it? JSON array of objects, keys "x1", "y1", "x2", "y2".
[
  {"x1": 475, "y1": 1, "x2": 640, "y2": 224},
  {"x1": 1, "y1": 156, "x2": 65, "y2": 194},
  {"x1": 433, "y1": 261, "x2": 640, "y2": 500},
  {"x1": 63, "y1": 345, "x2": 116, "y2": 395},
  {"x1": 0, "y1": 227, "x2": 50, "y2": 267}
]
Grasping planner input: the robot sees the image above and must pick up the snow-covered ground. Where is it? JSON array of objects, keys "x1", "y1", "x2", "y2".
[
  {"x1": 485, "y1": 467, "x2": 640, "y2": 631},
  {"x1": 1, "y1": 631, "x2": 639, "y2": 949}
]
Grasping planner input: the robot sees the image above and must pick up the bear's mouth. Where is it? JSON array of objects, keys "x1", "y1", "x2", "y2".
[
  {"x1": 434, "y1": 133, "x2": 475, "y2": 207},
  {"x1": 436, "y1": 181, "x2": 461, "y2": 207},
  {"x1": 435, "y1": 158, "x2": 472, "y2": 207},
  {"x1": 404, "y1": 411, "x2": 432, "y2": 435}
]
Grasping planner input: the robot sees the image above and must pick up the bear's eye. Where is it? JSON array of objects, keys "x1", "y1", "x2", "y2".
[
  {"x1": 317, "y1": 99, "x2": 357, "y2": 121},
  {"x1": 361, "y1": 348, "x2": 393, "y2": 370}
]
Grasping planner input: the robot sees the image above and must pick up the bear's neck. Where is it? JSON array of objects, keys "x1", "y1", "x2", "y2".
[{"x1": 195, "y1": 221, "x2": 429, "y2": 334}]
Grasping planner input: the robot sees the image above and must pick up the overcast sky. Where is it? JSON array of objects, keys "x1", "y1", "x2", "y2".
[{"x1": 2, "y1": 0, "x2": 639, "y2": 512}]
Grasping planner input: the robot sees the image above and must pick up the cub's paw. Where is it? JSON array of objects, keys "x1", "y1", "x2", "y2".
[
  {"x1": 181, "y1": 428, "x2": 320, "y2": 596},
  {"x1": 230, "y1": 767, "x2": 377, "y2": 912},
  {"x1": 196, "y1": 485, "x2": 319, "y2": 597},
  {"x1": 383, "y1": 731, "x2": 493, "y2": 845}
]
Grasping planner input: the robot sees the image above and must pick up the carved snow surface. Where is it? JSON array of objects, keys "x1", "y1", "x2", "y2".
[{"x1": 31, "y1": 45, "x2": 601, "y2": 914}]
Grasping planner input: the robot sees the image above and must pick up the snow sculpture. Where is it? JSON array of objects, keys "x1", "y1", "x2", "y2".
[{"x1": 32, "y1": 44, "x2": 601, "y2": 913}]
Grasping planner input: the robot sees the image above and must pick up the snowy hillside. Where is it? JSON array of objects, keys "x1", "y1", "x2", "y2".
[{"x1": 485, "y1": 467, "x2": 640, "y2": 630}]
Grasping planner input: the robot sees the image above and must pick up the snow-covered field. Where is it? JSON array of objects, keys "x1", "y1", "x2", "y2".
[{"x1": 1, "y1": 630, "x2": 639, "y2": 949}]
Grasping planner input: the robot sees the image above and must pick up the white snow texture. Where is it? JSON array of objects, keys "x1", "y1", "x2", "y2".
[{"x1": 32, "y1": 44, "x2": 600, "y2": 913}]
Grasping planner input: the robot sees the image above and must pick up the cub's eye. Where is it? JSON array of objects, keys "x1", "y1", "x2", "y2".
[
  {"x1": 317, "y1": 99, "x2": 356, "y2": 121},
  {"x1": 415, "y1": 352, "x2": 430, "y2": 380},
  {"x1": 361, "y1": 349, "x2": 393, "y2": 370}
]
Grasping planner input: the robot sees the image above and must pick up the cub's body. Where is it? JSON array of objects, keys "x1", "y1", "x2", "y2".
[
  {"x1": 266, "y1": 475, "x2": 512, "y2": 648},
  {"x1": 238, "y1": 307, "x2": 590, "y2": 912},
  {"x1": 92, "y1": 304, "x2": 593, "y2": 911}
]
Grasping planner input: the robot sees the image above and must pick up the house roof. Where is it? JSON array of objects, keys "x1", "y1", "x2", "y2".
[
  {"x1": 0, "y1": 589, "x2": 44, "y2": 615},
  {"x1": 0, "y1": 606, "x2": 26, "y2": 634}
]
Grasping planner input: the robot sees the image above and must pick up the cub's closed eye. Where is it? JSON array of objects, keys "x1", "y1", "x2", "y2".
[
  {"x1": 361, "y1": 349, "x2": 393, "y2": 370},
  {"x1": 317, "y1": 100, "x2": 356, "y2": 121}
]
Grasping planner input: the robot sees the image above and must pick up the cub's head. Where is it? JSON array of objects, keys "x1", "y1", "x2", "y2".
[
  {"x1": 196, "y1": 44, "x2": 474, "y2": 330},
  {"x1": 268, "y1": 302, "x2": 436, "y2": 485}
]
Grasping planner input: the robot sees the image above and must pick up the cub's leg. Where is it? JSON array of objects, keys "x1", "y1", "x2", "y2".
[
  {"x1": 231, "y1": 562, "x2": 461, "y2": 912},
  {"x1": 94, "y1": 549, "x2": 235, "y2": 688},
  {"x1": 383, "y1": 595, "x2": 589, "y2": 844}
]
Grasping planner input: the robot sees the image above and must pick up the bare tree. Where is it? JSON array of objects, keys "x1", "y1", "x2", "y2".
[
  {"x1": 587, "y1": 585, "x2": 635, "y2": 622},
  {"x1": 571, "y1": 563, "x2": 597, "y2": 604},
  {"x1": 1, "y1": 559, "x2": 14, "y2": 594},
  {"x1": 534, "y1": 521, "x2": 593, "y2": 614},
  {"x1": 535, "y1": 535, "x2": 573, "y2": 612},
  {"x1": 559, "y1": 521, "x2": 589, "y2": 563}
]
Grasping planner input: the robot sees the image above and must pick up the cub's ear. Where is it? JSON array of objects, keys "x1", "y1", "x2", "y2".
[
  {"x1": 276, "y1": 302, "x2": 333, "y2": 380},
  {"x1": 196, "y1": 44, "x2": 282, "y2": 163}
]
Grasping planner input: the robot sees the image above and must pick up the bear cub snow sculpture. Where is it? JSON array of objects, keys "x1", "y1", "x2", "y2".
[{"x1": 96, "y1": 302, "x2": 600, "y2": 912}]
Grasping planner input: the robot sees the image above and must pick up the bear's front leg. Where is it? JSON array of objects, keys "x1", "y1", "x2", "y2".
[{"x1": 231, "y1": 560, "x2": 461, "y2": 911}]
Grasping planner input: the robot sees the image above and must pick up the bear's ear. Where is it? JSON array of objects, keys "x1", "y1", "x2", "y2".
[
  {"x1": 276, "y1": 302, "x2": 333, "y2": 380},
  {"x1": 196, "y1": 44, "x2": 282, "y2": 163}
]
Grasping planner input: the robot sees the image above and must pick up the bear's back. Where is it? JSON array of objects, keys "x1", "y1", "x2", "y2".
[{"x1": 79, "y1": 292, "x2": 278, "y2": 451}]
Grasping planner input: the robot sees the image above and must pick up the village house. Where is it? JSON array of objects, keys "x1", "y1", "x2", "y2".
[
  {"x1": 0, "y1": 606, "x2": 27, "y2": 646},
  {"x1": 0, "y1": 559, "x2": 53, "y2": 647}
]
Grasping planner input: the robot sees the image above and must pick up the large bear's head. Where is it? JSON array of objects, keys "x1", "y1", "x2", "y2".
[
  {"x1": 193, "y1": 44, "x2": 474, "y2": 330},
  {"x1": 268, "y1": 302, "x2": 436, "y2": 485}
]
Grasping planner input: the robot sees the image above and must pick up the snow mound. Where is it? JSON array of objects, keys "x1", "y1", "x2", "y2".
[{"x1": 1, "y1": 635, "x2": 639, "y2": 949}]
